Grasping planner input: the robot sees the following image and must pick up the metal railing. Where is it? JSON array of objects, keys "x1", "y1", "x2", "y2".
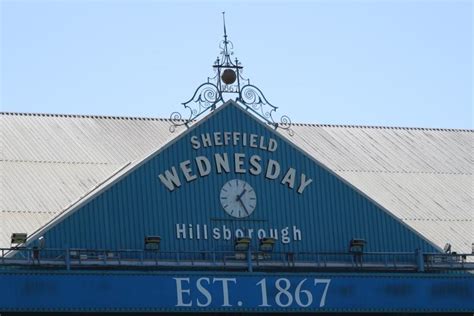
[{"x1": 1, "y1": 247, "x2": 473, "y2": 272}]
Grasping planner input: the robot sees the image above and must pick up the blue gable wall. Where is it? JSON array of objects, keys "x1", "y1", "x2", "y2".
[{"x1": 34, "y1": 102, "x2": 438, "y2": 253}]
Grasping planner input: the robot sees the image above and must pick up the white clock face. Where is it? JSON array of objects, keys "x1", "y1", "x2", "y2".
[{"x1": 220, "y1": 179, "x2": 257, "y2": 218}]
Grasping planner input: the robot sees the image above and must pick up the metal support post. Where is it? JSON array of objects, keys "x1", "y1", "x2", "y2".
[
  {"x1": 247, "y1": 247, "x2": 253, "y2": 272},
  {"x1": 416, "y1": 248, "x2": 424, "y2": 272},
  {"x1": 65, "y1": 248, "x2": 70, "y2": 271}
]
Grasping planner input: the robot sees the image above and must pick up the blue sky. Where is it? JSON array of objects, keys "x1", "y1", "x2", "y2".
[{"x1": 1, "y1": 0, "x2": 472, "y2": 129}]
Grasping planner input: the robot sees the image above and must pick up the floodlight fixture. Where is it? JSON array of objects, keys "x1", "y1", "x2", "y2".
[
  {"x1": 11, "y1": 233, "x2": 27, "y2": 245},
  {"x1": 144, "y1": 236, "x2": 161, "y2": 251},
  {"x1": 443, "y1": 243, "x2": 451, "y2": 254},
  {"x1": 349, "y1": 238, "x2": 366, "y2": 253},
  {"x1": 234, "y1": 237, "x2": 251, "y2": 252},
  {"x1": 259, "y1": 237, "x2": 276, "y2": 253}
]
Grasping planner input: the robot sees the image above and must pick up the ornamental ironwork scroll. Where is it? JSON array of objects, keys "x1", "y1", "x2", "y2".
[
  {"x1": 169, "y1": 13, "x2": 294, "y2": 136},
  {"x1": 239, "y1": 84, "x2": 294, "y2": 136},
  {"x1": 169, "y1": 83, "x2": 221, "y2": 133}
]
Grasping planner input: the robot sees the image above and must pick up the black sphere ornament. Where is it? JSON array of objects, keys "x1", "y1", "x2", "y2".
[{"x1": 221, "y1": 69, "x2": 237, "y2": 84}]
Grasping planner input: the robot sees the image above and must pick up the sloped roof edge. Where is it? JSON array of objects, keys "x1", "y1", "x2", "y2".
[
  {"x1": 2, "y1": 111, "x2": 471, "y2": 132},
  {"x1": 10, "y1": 101, "x2": 444, "y2": 255}
]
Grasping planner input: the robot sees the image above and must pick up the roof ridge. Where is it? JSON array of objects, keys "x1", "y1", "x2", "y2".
[
  {"x1": 291, "y1": 122, "x2": 473, "y2": 132},
  {"x1": 1, "y1": 209, "x2": 57, "y2": 215},
  {"x1": 0, "y1": 159, "x2": 120, "y2": 166},
  {"x1": 0, "y1": 111, "x2": 182, "y2": 122},
  {"x1": 334, "y1": 169, "x2": 473, "y2": 176},
  {"x1": 1, "y1": 111, "x2": 472, "y2": 132}
]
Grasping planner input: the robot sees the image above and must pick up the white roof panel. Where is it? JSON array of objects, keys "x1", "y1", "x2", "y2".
[{"x1": 282, "y1": 124, "x2": 473, "y2": 253}]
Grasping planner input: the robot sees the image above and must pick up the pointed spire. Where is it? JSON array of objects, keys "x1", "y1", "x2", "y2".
[
  {"x1": 222, "y1": 11, "x2": 228, "y2": 42},
  {"x1": 221, "y1": 11, "x2": 230, "y2": 57}
]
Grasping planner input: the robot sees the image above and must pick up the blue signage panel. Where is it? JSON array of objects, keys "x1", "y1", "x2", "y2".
[
  {"x1": 0, "y1": 271, "x2": 473, "y2": 313},
  {"x1": 35, "y1": 102, "x2": 439, "y2": 255}
]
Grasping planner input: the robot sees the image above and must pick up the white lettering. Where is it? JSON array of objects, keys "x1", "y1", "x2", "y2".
[
  {"x1": 268, "y1": 138, "x2": 277, "y2": 152},
  {"x1": 190, "y1": 136, "x2": 201, "y2": 150},
  {"x1": 176, "y1": 224, "x2": 186, "y2": 239},
  {"x1": 177, "y1": 224, "x2": 303, "y2": 244},
  {"x1": 174, "y1": 278, "x2": 192, "y2": 307},
  {"x1": 223, "y1": 132, "x2": 231, "y2": 145},
  {"x1": 232, "y1": 132, "x2": 240, "y2": 146},
  {"x1": 158, "y1": 167, "x2": 182, "y2": 191},
  {"x1": 269, "y1": 228, "x2": 278, "y2": 240},
  {"x1": 275, "y1": 278, "x2": 293, "y2": 307},
  {"x1": 234, "y1": 153, "x2": 246, "y2": 173},
  {"x1": 180, "y1": 160, "x2": 197, "y2": 182},
  {"x1": 281, "y1": 168, "x2": 296, "y2": 189},
  {"x1": 293, "y1": 226, "x2": 302, "y2": 241},
  {"x1": 265, "y1": 159, "x2": 281, "y2": 180},
  {"x1": 213, "y1": 278, "x2": 237, "y2": 307},
  {"x1": 195, "y1": 156, "x2": 211, "y2": 177},
  {"x1": 259, "y1": 136, "x2": 268, "y2": 150},
  {"x1": 188, "y1": 224, "x2": 193, "y2": 239},
  {"x1": 213, "y1": 132, "x2": 223, "y2": 146},
  {"x1": 250, "y1": 134, "x2": 258, "y2": 148},
  {"x1": 215, "y1": 153, "x2": 230, "y2": 174},
  {"x1": 189, "y1": 133, "x2": 278, "y2": 152},
  {"x1": 201, "y1": 133, "x2": 212, "y2": 147},
  {"x1": 297, "y1": 174, "x2": 313, "y2": 194},
  {"x1": 281, "y1": 227, "x2": 290, "y2": 244},
  {"x1": 223, "y1": 225, "x2": 231, "y2": 240},
  {"x1": 249, "y1": 155, "x2": 262, "y2": 175},
  {"x1": 212, "y1": 228, "x2": 221, "y2": 239},
  {"x1": 247, "y1": 228, "x2": 254, "y2": 239},
  {"x1": 196, "y1": 278, "x2": 212, "y2": 307}
]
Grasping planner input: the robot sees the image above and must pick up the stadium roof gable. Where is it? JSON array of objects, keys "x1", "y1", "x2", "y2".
[{"x1": 1, "y1": 105, "x2": 472, "y2": 253}]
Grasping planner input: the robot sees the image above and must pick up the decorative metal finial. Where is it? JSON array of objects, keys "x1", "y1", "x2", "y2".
[
  {"x1": 222, "y1": 11, "x2": 227, "y2": 42},
  {"x1": 169, "y1": 14, "x2": 293, "y2": 136}
]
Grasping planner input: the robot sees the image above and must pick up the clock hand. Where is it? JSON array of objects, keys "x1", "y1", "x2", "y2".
[
  {"x1": 238, "y1": 198, "x2": 249, "y2": 215},
  {"x1": 236, "y1": 189, "x2": 247, "y2": 201}
]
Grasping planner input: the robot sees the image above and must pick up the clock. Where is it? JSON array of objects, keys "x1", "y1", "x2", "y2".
[{"x1": 220, "y1": 179, "x2": 257, "y2": 218}]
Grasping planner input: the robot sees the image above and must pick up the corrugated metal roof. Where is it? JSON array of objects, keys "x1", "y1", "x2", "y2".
[
  {"x1": 1, "y1": 111, "x2": 472, "y2": 253},
  {"x1": 1, "y1": 161, "x2": 123, "y2": 213},
  {"x1": 0, "y1": 112, "x2": 185, "y2": 248},
  {"x1": 281, "y1": 124, "x2": 473, "y2": 253}
]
